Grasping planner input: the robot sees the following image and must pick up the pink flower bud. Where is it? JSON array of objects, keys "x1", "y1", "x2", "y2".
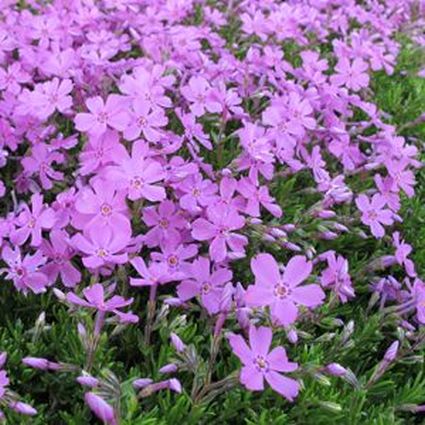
[
  {"x1": 159, "y1": 364, "x2": 178, "y2": 374},
  {"x1": 77, "y1": 375, "x2": 99, "y2": 387},
  {"x1": 326, "y1": 363, "x2": 347, "y2": 376},
  {"x1": 22, "y1": 357, "x2": 60, "y2": 371},
  {"x1": 317, "y1": 210, "x2": 336, "y2": 219},
  {"x1": 9, "y1": 402, "x2": 37, "y2": 416},
  {"x1": 133, "y1": 378, "x2": 153, "y2": 389},
  {"x1": 0, "y1": 353, "x2": 7, "y2": 369},
  {"x1": 287, "y1": 329, "x2": 298, "y2": 344},
  {"x1": 84, "y1": 393, "x2": 117, "y2": 425},
  {"x1": 170, "y1": 333, "x2": 186, "y2": 352},
  {"x1": 168, "y1": 378, "x2": 182, "y2": 393},
  {"x1": 383, "y1": 341, "x2": 399, "y2": 363}
]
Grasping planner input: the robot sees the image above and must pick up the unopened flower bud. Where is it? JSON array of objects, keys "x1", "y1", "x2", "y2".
[
  {"x1": 133, "y1": 378, "x2": 153, "y2": 389},
  {"x1": 77, "y1": 375, "x2": 99, "y2": 388},
  {"x1": 84, "y1": 393, "x2": 116, "y2": 425},
  {"x1": 170, "y1": 333, "x2": 186, "y2": 352},
  {"x1": 325, "y1": 363, "x2": 347, "y2": 376},
  {"x1": 384, "y1": 341, "x2": 399, "y2": 363},
  {"x1": 159, "y1": 363, "x2": 178, "y2": 374},
  {"x1": 9, "y1": 402, "x2": 37, "y2": 416}
]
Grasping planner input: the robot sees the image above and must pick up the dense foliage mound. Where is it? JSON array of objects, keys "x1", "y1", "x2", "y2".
[{"x1": 0, "y1": 0, "x2": 424, "y2": 423}]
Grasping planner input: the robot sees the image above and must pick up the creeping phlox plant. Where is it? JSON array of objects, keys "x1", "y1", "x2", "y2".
[{"x1": 0, "y1": 0, "x2": 424, "y2": 423}]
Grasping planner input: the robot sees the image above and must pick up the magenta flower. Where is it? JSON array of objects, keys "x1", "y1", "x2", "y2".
[
  {"x1": 245, "y1": 254, "x2": 325, "y2": 326},
  {"x1": 237, "y1": 177, "x2": 282, "y2": 218},
  {"x1": 11, "y1": 193, "x2": 56, "y2": 247},
  {"x1": 320, "y1": 251, "x2": 354, "y2": 303},
  {"x1": 105, "y1": 141, "x2": 165, "y2": 202},
  {"x1": 181, "y1": 76, "x2": 221, "y2": 116},
  {"x1": 40, "y1": 230, "x2": 81, "y2": 287},
  {"x1": 413, "y1": 279, "x2": 425, "y2": 325},
  {"x1": 79, "y1": 130, "x2": 127, "y2": 176},
  {"x1": 1, "y1": 246, "x2": 48, "y2": 294},
  {"x1": 177, "y1": 257, "x2": 233, "y2": 314},
  {"x1": 178, "y1": 174, "x2": 218, "y2": 213},
  {"x1": 67, "y1": 283, "x2": 133, "y2": 314},
  {"x1": 123, "y1": 99, "x2": 168, "y2": 142},
  {"x1": 151, "y1": 239, "x2": 198, "y2": 280},
  {"x1": 75, "y1": 95, "x2": 129, "y2": 136},
  {"x1": 71, "y1": 225, "x2": 129, "y2": 269},
  {"x1": 228, "y1": 325, "x2": 299, "y2": 401},
  {"x1": 142, "y1": 200, "x2": 186, "y2": 247},
  {"x1": 74, "y1": 178, "x2": 131, "y2": 236},
  {"x1": 130, "y1": 257, "x2": 172, "y2": 287},
  {"x1": 192, "y1": 205, "x2": 248, "y2": 263},
  {"x1": 22, "y1": 143, "x2": 64, "y2": 190},
  {"x1": 0, "y1": 63, "x2": 31, "y2": 94},
  {"x1": 392, "y1": 232, "x2": 415, "y2": 277},
  {"x1": 330, "y1": 58, "x2": 369, "y2": 91},
  {"x1": 84, "y1": 392, "x2": 117, "y2": 425},
  {"x1": 355, "y1": 194, "x2": 394, "y2": 238}
]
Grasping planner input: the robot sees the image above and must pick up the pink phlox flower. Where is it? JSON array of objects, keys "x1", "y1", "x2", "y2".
[
  {"x1": 105, "y1": 140, "x2": 166, "y2": 202},
  {"x1": 11, "y1": 193, "x2": 56, "y2": 247},
  {"x1": 320, "y1": 251, "x2": 354, "y2": 303},
  {"x1": 392, "y1": 232, "x2": 415, "y2": 277},
  {"x1": 356, "y1": 194, "x2": 395, "y2": 238},
  {"x1": 22, "y1": 143, "x2": 64, "y2": 189},
  {"x1": 191, "y1": 204, "x2": 248, "y2": 263},
  {"x1": 130, "y1": 257, "x2": 173, "y2": 287},
  {"x1": 178, "y1": 174, "x2": 218, "y2": 213},
  {"x1": 67, "y1": 283, "x2": 133, "y2": 315},
  {"x1": 1, "y1": 245, "x2": 48, "y2": 294},
  {"x1": 151, "y1": 238, "x2": 198, "y2": 280},
  {"x1": 73, "y1": 178, "x2": 131, "y2": 236},
  {"x1": 17, "y1": 78, "x2": 73, "y2": 120},
  {"x1": 0, "y1": 63, "x2": 31, "y2": 94},
  {"x1": 176, "y1": 109, "x2": 212, "y2": 150},
  {"x1": 237, "y1": 177, "x2": 282, "y2": 218},
  {"x1": 177, "y1": 256, "x2": 232, "y2": 314},
  {"x1": 40, "y1": 229, "x2": 81, "y2": 287},
  {"x1": 142, "y1": 200, "x2": 186, "y2": 248},
  {"x1": 71, "y1": 225, "x2": 129, "y2": 269},
  {"x1": 75, "y1": 95, "x2": 129, "y2": 136},
  {"x1": 118, "y1": 65, "x2": 174, "y2": 109},
  {"x1": 245, "y1": 254, "x2": 325, "y2": 326},
  {"x1": 227, "y1": 325, "x2": 299, "y2": 401},
  {"x1": 52, "y1": 188, "x2": 77, "y2": 229},
  {"x1": 79, "y1": 130, "x2": 128, "y2": 176},
  {"x1": 386, "y1": 158, "x2": 416, "y2": 198},
  {"x1": 374, "y1": 174, "x2": 400, "y2": 212},
  {"x1": 181, "y1": 76, "x2": 222, "y2": 116},
  {"x1": 123, "y1": 98, "x2": 168, "y2": 142},
  {"x1": 330, "y1": 57, "x2": 370, "y2": 91}
]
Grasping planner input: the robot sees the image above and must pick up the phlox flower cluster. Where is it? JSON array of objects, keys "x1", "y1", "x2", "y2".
[{"x1": 0, "y1": 0, "x2": 423, "y2": 422}]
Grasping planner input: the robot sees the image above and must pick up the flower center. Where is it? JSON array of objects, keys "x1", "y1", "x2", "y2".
[
  {"x1": 254, "y1": 355, "x2": 269, "y2": 371},
  {"x1": 201, "y1": 282, "x2": 211, "y2": 294},
  {"x1": 274, "y1": 283, "x2": 289, "y2": 299},
  {"x1": 27, "y1": 217, "x2": 36, "y2": 228},
  {"x1": 367, "y1": 210, "x2": 378, "y2": 221},
  {"x1": 96, "y1": 111, "x2": 109, "y2": 124},
  {"x1": 168, "y1": 255, "x2": 178, "y2": 267},
  {"x1": 137, "y1": 116, "x2": 147, "y2": 127},
  {"x1": 159, "y1": 219, "x2": 169, "y2": 228},
  {"x1": 14, "y1": 266, "x2": 26, "y2": 277},
  {"x1": 96, "y1": 248, "x2": 108, "y2": 258},
  {"x1": 131, "y1": 177, "x2": 144, "y2": 189},
  {"x1": 100, "y1": 203, "x2": 112, "y2": 216}
]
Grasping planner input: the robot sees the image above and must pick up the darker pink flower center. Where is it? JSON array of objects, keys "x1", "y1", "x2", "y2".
[
  {"x1": 254, "y1": 355, "x2": 269, "y2": 371},
  {"x1": 274, "y1": 283, "x2": 289, "y2": 299},
  {"x1": 100, "y1": 203, "x2": 112, "y2": 216}
]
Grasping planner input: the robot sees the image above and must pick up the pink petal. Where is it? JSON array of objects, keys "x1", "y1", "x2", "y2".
[{"x1": 265, "y1": 370, "x2": 299, "y2": 401}]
